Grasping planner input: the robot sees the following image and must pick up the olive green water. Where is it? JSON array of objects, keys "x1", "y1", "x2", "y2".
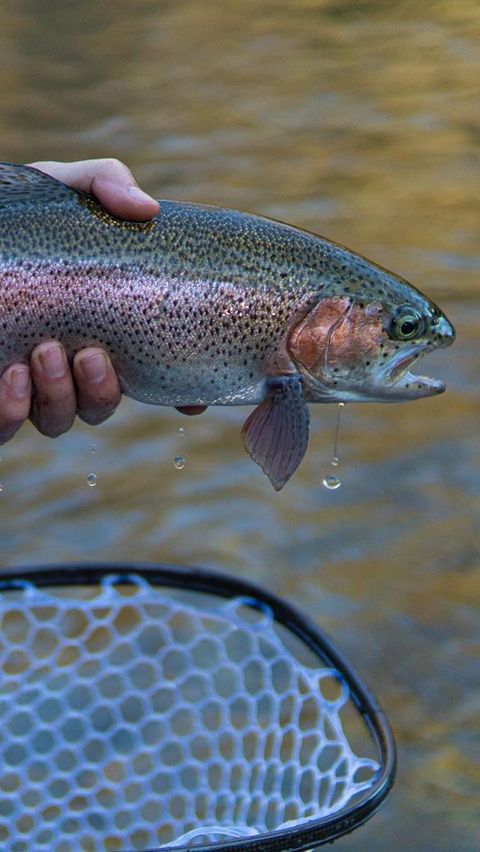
[{"x1": 0, "y1": 1, "x2": 478, "y2": 849}]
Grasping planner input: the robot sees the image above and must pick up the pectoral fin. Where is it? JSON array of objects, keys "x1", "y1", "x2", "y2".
[{"x1": 242, "y1": 375, "x2": 310, "y2": 490}]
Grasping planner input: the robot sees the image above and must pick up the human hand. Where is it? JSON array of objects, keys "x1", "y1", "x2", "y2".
[{"x1": 0, "y1": 158, "x2": 205, "y2": 444}]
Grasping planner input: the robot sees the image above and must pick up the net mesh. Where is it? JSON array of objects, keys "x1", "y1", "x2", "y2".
[{"x1": 0, "y1": 574, "x2": 379, "y2": 851}]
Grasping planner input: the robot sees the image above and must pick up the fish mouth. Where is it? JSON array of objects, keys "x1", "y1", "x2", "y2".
[
  {"x1": 380, "y1": 346, "x2": 445, "y2": 399},
  {"x1": 381, "y1": 312, "x2": 455, "y2": 399},
  {"x1": 301, "y1": 344, "x2": 446, "y2": 403}
]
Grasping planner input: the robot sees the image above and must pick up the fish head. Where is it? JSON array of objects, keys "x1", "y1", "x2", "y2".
[{"x1": 287, "y1": 277, "x2": 455, "y2": 403}]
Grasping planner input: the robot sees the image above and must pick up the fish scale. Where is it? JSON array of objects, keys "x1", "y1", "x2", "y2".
[{"x1": 0, "y1": 163, "x2": 455, "y2": 488}]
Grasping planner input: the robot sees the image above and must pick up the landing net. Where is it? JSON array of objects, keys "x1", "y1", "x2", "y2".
[{"x1": 0, "y1": 564, "x2": 395, "y2": 851}]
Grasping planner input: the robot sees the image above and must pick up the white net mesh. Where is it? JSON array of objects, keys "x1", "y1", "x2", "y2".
[{"x1": 0, "y1": 574, "x2": 379, "y2": 851}]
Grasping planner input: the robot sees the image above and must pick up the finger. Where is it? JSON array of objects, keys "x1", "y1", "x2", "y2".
[
  {"x1": 73, "y1": 348, "x2": 121, "y2": 425},
  {"x1": 29, "y1": 159, "x2": 159, "y2": 222},
  {"x1": 0, "y1": 364, "x2": 32, "y2": 444},
  {"x1": 175, "y1": 405, "x2": 208, "y2": 416},
  {"x1": 92, "y1": 177, "x2": 160, "y2": 221},
  {"x1": 30, "y1": 342, "x2": 77, "y2": 437}
]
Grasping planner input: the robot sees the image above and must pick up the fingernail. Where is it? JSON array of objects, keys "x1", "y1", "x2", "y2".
[
  {"x1": 38, "y1": 345, "x2": 65, "y2": 379},
  {"x1": 78, "y1": 351, "x2": 108, "y2": 383},
  {"x1": 128, "y1": 185, "x2": 157, "y2": 206},
  {"x1": 9, "y1": 366, "x2": 30, "y2": 399}
]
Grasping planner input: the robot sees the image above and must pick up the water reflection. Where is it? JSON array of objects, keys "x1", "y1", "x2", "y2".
[{"x1": 0, "y1": 1, "x2": 479, "y2": 849}]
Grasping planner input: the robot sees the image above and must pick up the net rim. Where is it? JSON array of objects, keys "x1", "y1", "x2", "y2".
[{"x1": 0, "y1": 561, "x2": 396, "y2": 852}]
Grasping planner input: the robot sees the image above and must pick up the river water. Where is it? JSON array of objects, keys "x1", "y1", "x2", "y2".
[{"x1": 0, "y1": 1, "x2": 478, "y2": 849}]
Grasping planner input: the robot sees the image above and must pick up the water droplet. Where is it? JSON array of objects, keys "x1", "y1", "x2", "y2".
[
  {"x1": 178, "y1": 427, "x2": 185, "y2": 436},
  {"x1": 174, "y1": 456, "x2": 185, "y2": 470},
  {"x1": 0, "y1": 483, "x2": 3, "y2": 494},
  {"x1": 87, "y1": 473, "x2": 97, "y2": 487},
  {"x1": 331, "y1": 403, "x2": 345, "y2": 464},
  {"x1": 90, "y1": 442, "x2": 97, "y2": 455},
  {"x1": 324, "y1": 403, "x2": 345, "y2": 484},
  {"x1": 323, "y1": 475, "x2": 341, "y2": 490}
]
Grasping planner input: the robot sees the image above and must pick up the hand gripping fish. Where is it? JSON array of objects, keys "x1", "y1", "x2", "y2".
[{"x1": 0, "y1": 163, "x2": 455, "y2": 489}]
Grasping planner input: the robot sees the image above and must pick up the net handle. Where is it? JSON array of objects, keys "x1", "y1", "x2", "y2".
[{"x1": 0, "y1": 561, "x2": 396, "y2": 852}]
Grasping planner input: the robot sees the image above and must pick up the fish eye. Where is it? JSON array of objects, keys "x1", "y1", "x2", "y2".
[{"x1": 389, "y1": 309, "x2": 425, "y2": 340}]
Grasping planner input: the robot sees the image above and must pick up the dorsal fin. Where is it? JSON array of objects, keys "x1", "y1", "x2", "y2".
[{"x1": 0, "y1": 162, "x2": 82, "y2": 207}]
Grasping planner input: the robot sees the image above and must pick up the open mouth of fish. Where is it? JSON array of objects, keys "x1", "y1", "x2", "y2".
[
  {"x1": 377, "y1": 316, "x2": 456, "y2": 398},
  {"x1": 378, "y1": 343, "x2": 447, "y2": 399}
]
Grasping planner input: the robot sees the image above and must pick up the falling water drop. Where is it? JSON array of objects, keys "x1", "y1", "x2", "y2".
[
  {"x1": 323, "y1": 403, "x2": 345, "y2": 490},
  {"x1": 90, "y1": 442, "x2": 97, "y2": 456},
  {"x1": 0, "y1": 483, "x2": 3, "y2": 494},
  {"x1": 323, "y1": 474, "x2": 341, "y2": 490},
  {"x1": 178, "y1": 427, "x2": 185, "y2": 436},
  {"x1": 87, "y1": 473, "x2": 97, "y2": 487},
  {"x1": 332, "y1": 402, "x2": 345, "y2": 464},
  {"x1": 174, "y1": 456, "x2": 185, "y2": 470}
]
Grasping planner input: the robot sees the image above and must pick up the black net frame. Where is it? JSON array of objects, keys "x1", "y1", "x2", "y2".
[{"x1": 0, "y1": 562, "x2": 396, "y2": 851}]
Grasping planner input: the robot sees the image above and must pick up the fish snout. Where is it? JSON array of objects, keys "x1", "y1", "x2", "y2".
[{"x1": 432, "y1": 314, "x2": 456, "y2": 347}]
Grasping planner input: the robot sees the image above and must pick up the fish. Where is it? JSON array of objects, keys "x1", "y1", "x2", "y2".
[{"x1": 0, "y1": 162, "x2": 455, "y2": 489}]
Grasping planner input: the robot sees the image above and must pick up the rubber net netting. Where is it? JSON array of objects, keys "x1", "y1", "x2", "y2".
[{"x1": 0, "y1": 574, "x2": 379, "y2": 851}]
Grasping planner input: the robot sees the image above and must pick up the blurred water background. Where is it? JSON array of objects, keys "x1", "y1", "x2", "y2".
[{"x1": 0, "y1": 1, "x2": 478, "y2": 849}]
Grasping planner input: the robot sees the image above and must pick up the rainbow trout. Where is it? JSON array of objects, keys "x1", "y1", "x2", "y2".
[{"x1": 0, "y1": 163, "x2": 455, "y2": 488}]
